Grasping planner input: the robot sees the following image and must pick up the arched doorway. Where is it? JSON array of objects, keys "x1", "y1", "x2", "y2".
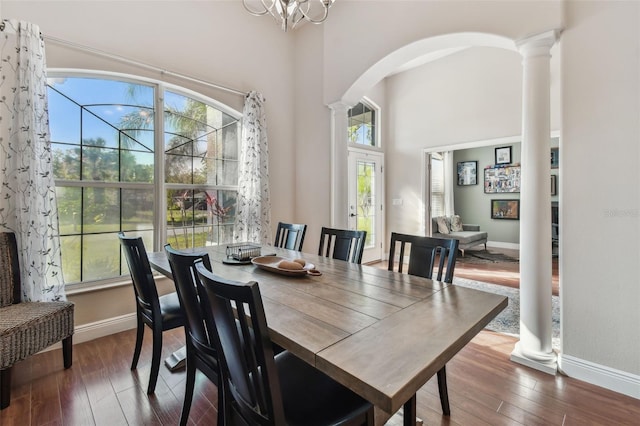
[{"x1": 329, "y1": 30, "x2": 560, "y2": 374}]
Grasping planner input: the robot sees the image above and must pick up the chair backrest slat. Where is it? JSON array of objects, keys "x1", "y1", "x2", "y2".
[
  {"x1": 274, "y1": 222, "x2": 307, "y2": 251},
  {"x1": 318, "y1": 227, "x2": 367, "y2": 264},
  {"x1": 388, "y1": 232, "x2": 458, "y2": 283}
]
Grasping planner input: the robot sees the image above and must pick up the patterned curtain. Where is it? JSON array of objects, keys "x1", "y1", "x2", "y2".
[
  {"x1": 234, "y1": 91, "x2": 272, "y2": 245},
  {"x1": 0, "y1": 20, "x2": 66, "y2": 302}
]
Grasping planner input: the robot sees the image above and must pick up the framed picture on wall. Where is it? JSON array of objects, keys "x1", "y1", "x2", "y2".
[
  {"x1": 491, "y1": 199, "x2": 520, "y2": 220},
  {"x1": 457, "y1": 161, "x2": 478, "y2": 186},
  {"x1": 495, "y1": 146, "x2": 512, "y2": 165},
  {"x1": 551, "y1": 148, "x2": 559, "y2": 168}
]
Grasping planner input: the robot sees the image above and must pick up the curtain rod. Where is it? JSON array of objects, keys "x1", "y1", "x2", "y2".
[{"x1": 44, "y1": 35, "x2": 248, "y2": 97}]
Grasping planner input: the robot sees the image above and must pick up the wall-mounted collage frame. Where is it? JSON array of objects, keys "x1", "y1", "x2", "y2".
[{"x1": 484, "y1": 165, "x2": 521, "y2": 193}]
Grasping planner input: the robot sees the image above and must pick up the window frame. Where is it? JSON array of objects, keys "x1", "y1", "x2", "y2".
[
  {"x1": 347, "y1": 97, "x2": 382, "y2": 151},
  {"x1": 48, "y1": 69, "x2": 243, "y2": 292}
]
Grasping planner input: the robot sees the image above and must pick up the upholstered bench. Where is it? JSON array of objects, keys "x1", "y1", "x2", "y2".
[
  {"x1": 0, "y1": 232, "x2": 74, "y2": 409},
  {"x1": 431, "y1": 216, "x2": 488, "y2": 256}
]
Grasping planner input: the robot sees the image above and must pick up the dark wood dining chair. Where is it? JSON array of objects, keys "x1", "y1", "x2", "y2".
[
  {"x1": 195, "y1": 262, "x2": 374, "y2": 426},
  {"x1": 118, "y1": 233, "x2": 184, "y2": 394},
  {"x1": 388, "y1": 232, "x2": 459, "y2": 416},
  {"x1": 164, "y1": 245, "x2": 223, "y2": 426},
  {"x1": 318, "y1": 227, "x2": 367, "y2": 264},
  {"x1": 274, "y1": 222, "x2": 307, "y2": 251}
]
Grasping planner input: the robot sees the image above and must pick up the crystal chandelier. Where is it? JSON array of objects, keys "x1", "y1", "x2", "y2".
[{"x1": 243, "y1": 0, "x2": 335, "y2": 32}]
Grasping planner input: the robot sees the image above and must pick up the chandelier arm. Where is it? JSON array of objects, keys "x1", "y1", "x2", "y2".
[
  {"x1": 295, "y1": 0, "x2": 330, "y2": 24},
  {"x1": 242, "y1": 0, "x2": 274, "y2": 17}
]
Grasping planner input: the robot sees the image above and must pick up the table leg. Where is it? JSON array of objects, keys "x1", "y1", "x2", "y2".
[{"x1": 403, "y1": 394, "x2": 416, "y2": 426}]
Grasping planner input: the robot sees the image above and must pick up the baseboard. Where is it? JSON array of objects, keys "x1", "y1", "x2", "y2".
[
  {"x1": 487, "y1": 241, "x2": 520, "y2": 250},
  {"x1": 39, "y1": 313, "x2": 137, "y2": 353},
  {"x1": 559, "y1": 354, "x2": 640, "y2": 400}
]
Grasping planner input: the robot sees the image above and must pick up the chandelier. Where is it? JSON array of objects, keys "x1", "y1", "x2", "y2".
[{"x1": 243, "y1": 0, "x2": 335, "y2": 32}]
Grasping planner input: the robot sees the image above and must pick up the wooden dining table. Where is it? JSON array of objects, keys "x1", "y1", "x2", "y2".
[{"x1": 148, "y1": 244, "x2": 507, "y2": 425}]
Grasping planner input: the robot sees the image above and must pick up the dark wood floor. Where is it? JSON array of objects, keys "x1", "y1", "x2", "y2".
[{"x1": 3, "y1": 320, "x2": 639, "y2": 425}]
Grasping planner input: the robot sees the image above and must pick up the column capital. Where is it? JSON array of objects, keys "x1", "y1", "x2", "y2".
[
  {"x1": 516, "y1": 29, "x2": 561, "y2": 58},
  {"x1": 328, "y1": 100, "x2": 354, "y2": 112}
]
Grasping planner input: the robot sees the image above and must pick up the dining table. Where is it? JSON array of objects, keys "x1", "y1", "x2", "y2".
[{"x1": 148, "y1": 244, "x2": 507, "y2": 425}]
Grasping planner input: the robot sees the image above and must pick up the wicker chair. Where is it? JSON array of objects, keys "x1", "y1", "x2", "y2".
[{"x1": 0, "y1": 232, "x2": 74, "y2": 410}]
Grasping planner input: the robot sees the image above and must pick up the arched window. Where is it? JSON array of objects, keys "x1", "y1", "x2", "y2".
[
  {"x1": 47, "y1": 73, "x2": 240, "y2": 286},
  {"x1": 347, "y1": 101, "x2": 378, "y2": 147}
]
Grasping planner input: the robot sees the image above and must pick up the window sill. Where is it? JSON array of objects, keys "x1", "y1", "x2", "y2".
[{"x1": 65, "y1": 273, "x2": 171, "y2": 296}]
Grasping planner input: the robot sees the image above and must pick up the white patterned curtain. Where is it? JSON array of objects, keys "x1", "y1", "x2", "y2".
[
  {"x1": 0, "y1": 20, "x2": 66, "y2": 302},
  {"x1": 234, "y1": 91, "x2": 272, "y2": 245},
  {"x1": 443, "y1": 151, "x2": 455, "y2": 217}
]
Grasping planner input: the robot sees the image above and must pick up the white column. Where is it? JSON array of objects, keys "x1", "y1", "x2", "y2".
[
  {"x1": 328, "y1": 101, "x2": 351, "y2": 229},
  {"x1": 511, "y1": 30, "x2": 559, "y2": 374}
]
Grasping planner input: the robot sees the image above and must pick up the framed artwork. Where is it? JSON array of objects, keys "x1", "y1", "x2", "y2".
[
  {"x1": 495, "y1": 146, "x2": 512, "y2": 165},
  {"x1": 551, "y1": 174, "x2": 557, "y2": 196},
  {"x1": 457, "y1": 161, "x2": 478, "y2": 186},
  {"x1": 491, "y1": 199, "x2": 520, "y2": 220},
  {"x1": 484, "y1": 165, "x2": 521, "y2": 193},
  {"x1": 551, "y1": 148, "x2": 559, "y2": 169}
]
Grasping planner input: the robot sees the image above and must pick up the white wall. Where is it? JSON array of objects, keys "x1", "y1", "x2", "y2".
[
  {"x1": 293, "y1": 23, "x2": 332, "y2": 250},
  {"x1": 322, "y1": 0, "x2": 563, "y2": 104},
  {"x1": 560, "y1": 0, "x2": 640, "y2": 381}
]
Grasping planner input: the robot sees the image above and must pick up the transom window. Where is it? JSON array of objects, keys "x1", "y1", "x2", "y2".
[
  {"x1": 348, "y1": 101, "x2": 378, "y2": 147},
  {"x1": 47, "y1": 74, "x2": 240, "y2": 286}
]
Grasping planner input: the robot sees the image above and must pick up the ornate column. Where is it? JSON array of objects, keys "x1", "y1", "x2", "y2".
[
  {"x1": 328, "y1": 101, "x2": 351, "y2": 229},
  {"x1": 511, "y1": 30, "x2": 559, "y2": 374}
]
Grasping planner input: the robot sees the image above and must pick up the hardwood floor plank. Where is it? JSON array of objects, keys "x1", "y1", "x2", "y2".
[
  {"x1": 29, "y1": 353, "x2": 63, "y2": 426},
  {"x1": 116, "y1": 385, "x2": 162, "y2": 426},
  {"x1": 0, "y1": 393, "x2": 31, "y2": 426},
  {"x1": 57, "y1": 365, "x2": 95, "y2": 426},
  {"x1": 82, "y1": 369, "x2": 128, "y2": 426}
]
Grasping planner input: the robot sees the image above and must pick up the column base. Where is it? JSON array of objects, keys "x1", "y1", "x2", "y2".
[{"x1": 511, "y1": 341, "x2": 558, "y2": 375}]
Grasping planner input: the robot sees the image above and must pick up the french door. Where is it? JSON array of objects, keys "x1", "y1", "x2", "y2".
[{"x1": 347, "y1": 149, "x2": 384, "y2": 263}]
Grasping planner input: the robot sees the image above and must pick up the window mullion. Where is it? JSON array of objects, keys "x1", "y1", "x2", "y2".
[{"x1": 154, "y1": 84, "x2": 166, "y2": 251}]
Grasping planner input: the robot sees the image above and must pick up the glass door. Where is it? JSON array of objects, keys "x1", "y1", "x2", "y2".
[{"x1": 348, "y1": 149, "x2": 384, "y2": 263}]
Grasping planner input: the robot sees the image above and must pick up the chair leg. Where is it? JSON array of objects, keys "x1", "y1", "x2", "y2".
[
  {"x1": 147, "y1": 324, "x2": 163, "y2": 394},
  {"x1": 437, "y1": 366, "x2": 451, "y2": 416},
  {"x1": 63, "y1": 335, "x2": 73, "y2": 369},
  {"x1": 1, "y1": 367, "x2": 11, "y2": 410},
  {"x1": 131, "y1": 314, "x2": 144, "y2": 370},
  {"x1": 180, "y1": 347, "x2": 196, "y2": 426}
]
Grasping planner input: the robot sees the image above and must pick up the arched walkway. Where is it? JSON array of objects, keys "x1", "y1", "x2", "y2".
[{"x1": 329, "y1": 30, "x2": 559, "y2": 374}]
